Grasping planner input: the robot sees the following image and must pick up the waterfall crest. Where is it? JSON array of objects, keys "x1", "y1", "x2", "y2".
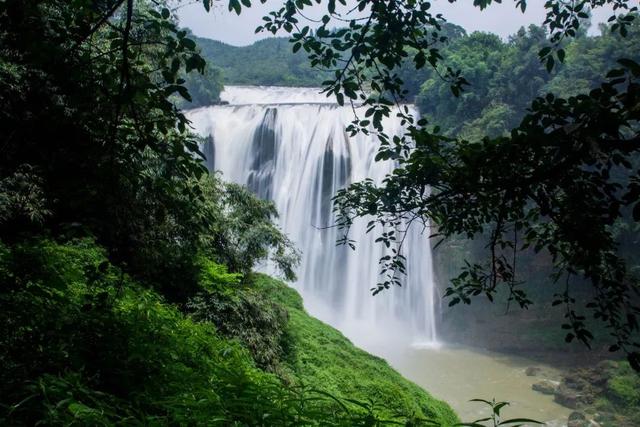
[{"x1": 187, "y1": 86, "x2": 438, "y2": 346}]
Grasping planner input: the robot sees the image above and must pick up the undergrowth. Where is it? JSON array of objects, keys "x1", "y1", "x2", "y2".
[{"x1": 0, "y1": 238, "x2": 458, "y2": 425}]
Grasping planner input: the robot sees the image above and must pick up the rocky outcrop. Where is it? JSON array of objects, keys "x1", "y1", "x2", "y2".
[
  {"x1": 554, "y1": 383, "x2": 582, "y2": 409},
  {"x1": 531, "y1": 379, "x2": 557, "y2": 395},
  {"x1": 541, "y1": 360, "x2": 640, "y2": 427},
  {"x1": 529, "y1": 360, "x2": 639, "y2": 427}
]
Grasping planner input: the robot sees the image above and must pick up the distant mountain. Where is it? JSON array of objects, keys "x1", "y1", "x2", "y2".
[{"x1": 193, "y1": 36, "x2": 328, "y2": 87}]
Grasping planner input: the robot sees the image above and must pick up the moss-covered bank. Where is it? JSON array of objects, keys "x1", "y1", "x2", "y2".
[{"x1": 253, "y1": 274, "x2": 459, "y2": 424}]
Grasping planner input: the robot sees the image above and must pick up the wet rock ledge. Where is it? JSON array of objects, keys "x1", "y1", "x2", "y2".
[{"x1": 528, "y1": 360, "x2": 639, "y2": 427}]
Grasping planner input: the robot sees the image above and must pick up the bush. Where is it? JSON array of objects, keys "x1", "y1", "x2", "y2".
[{"x1": 187, "y1": 259, "x2": 293, "y2": 374}]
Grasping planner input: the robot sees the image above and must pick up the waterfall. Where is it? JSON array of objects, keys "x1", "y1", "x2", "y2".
[{"x1": 187, "y1": 86, "x2": 439, "y2": 347}]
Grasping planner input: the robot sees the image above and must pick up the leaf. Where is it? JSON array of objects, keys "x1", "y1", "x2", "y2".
[
  {"x1": 228, "y1": 0, "x2": 241, "y2": 15},
  {"x1": 468, "y1": 398, "x2": 493, "y2": 405},
  {"x1": 177, "y1": 86, "x2": 192, "y2": 102},
  {"x1": 557, "y1": 48, "x2": 565, "y2": 63},
  {"x1": 493, "y1": 401, "x2": 509, "y2": 415},
  {"x1": 618, "y1": 58, "x2": 640, "y2": 77},
  {"x1": 538, "y1": 46, "x2": 552, "y2": 58},
  {"x1": 545, "y1": 56, "x2": 555, "y2": 72},
  {"x1": 182, "y1": 38, "x2": 196, "y2": 50},
  {"x1": 500, "y1": 418, "x2": 544, "y2": 425}
]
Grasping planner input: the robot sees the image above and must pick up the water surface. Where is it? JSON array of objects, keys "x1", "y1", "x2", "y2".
[{"x1": 368, "y1": 343, "x2": 570, "y2": 426}]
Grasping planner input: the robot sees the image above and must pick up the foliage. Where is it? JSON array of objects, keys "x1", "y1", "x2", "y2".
[
  {"x1": 199, "y1": 174, "x2": 300, "y2": 282},
  {"x1": 193, "y1": 36, "x2": 328, "y2": 87},
  {"x1": 0, "y1": 0, "x2": 210, "y2": 290},
  {"x1": 0, "y1": 238, "x2": 261, "y2": 424},
  {"x1": 0, "y1": 239, "x2": 457, "y2": 426},
  {"x1": 458, "y1": 399, "x2": 542, "y2": 427},
  {"x1": 187, "y1": 264, "x2": 293, "y2": 373},
  {"x1": 254, "y1": 0, "x2": 640, "y2": 368},
  {"x1": 0, "y1": 165, "x2": 50, "y2": 227},
  {"x1": 415, "y1": 21, "x2": 640, "y2": 139},
  {"x1": 175, "y1": 63, "x2": 224, "y2": 108},
  {"x1": 607, "y1": 362, "x2": 640, "y2": 408},
  {"x1": 415, "y1": 26, "x2": 549, "y2": 138}
]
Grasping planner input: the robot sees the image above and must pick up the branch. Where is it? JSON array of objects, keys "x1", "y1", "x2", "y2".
[{"x1": 75, "y1": 0, "x2": 127, "y2": 47}]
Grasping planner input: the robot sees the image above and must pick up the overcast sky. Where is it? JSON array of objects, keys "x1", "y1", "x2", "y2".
[{"x1": 176, "y1": 1, "x2": 613, "y2": 46}]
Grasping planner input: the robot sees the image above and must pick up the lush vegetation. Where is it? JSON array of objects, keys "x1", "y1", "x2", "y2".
[
  {"x1": 0, "y1": 0, "x2": 460, "y2": 425},
  {"x1": 413, "y1": 21, "x2": 640, "y2": 139},
  {"x1": 0, "y1": 238, "x2": 456, "y2": 425},
  {"x1": 193, "y1": 36, "x2": 327, "y2": 87},
  {"x1": 253, "y1": 275, "x2": 457, "y2": 423},
  {"x1": 605, "y1": 362, "x2": 640, "y2": 421},
  {"x1": 3, "y1": 0, "x2": 639, "y2": 424}
]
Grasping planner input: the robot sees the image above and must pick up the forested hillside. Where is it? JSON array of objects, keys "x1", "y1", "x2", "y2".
[
  {"x1": 193, "y1": 36, "x2": 327, "y2": 87},
  {"x1": 413, "y1": 21, "x2": 640, "y2": 139}
]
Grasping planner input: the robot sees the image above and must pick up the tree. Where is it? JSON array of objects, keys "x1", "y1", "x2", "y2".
[
  {"x1": 250, "y1": 0, "x2": 640, "y2": 368},
  {"x1": 0, "y1": 0, "x2": 296, "y2": 301}
]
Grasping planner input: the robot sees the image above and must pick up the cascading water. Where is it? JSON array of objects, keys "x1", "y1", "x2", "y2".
[{"x1": 187, "y1": 85, "x2": 439, "y2": 347}]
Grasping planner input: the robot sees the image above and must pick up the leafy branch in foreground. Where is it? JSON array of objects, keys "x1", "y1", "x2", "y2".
[
  {"x1": 251, "y1": 0, "x2": 640, "y2": 368},
  {"x1": 335, "y1": 60, "x2": 640, "y2": 369}
]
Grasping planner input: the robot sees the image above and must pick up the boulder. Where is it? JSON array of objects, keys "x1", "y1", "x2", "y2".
[
  {"x1": 554, "y1": 384, "x2": 580, "y2": 409},
  {"x1": 532, "y1": 380, "x2": 557, "y2": 395},
  {"x1": 564, "y1": 370, "x2": 589, "y2": 391}
]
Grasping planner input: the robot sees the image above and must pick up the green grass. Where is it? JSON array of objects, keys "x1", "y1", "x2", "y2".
[{"x1": 253, "y1": 274, "x2": 460, "y2": 425}]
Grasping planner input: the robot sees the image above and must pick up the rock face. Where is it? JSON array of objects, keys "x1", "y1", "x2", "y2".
[{"x1": 532, "y1": 380, "x2": 557, "y2": 395}]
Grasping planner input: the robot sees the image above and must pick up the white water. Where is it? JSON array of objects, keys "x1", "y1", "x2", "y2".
[
  {"x1": 187, "y1": 85, "x2": 439, "y2": 345},
  {"x1": 186, "y1": 86, "x2": 576, "y2": 425}
]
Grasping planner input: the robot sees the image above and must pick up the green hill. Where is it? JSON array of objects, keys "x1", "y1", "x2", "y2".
[{"x1": 193, "y1": 36, "x2": 328, "y2": 87}]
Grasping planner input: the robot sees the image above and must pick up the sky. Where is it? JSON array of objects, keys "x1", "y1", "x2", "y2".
[{"x1": 176, "y1": 0, "x2": 614, "y2": 46}]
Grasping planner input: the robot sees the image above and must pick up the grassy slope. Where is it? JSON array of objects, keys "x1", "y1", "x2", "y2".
[
  {"x1": 253, "y1": 274, "x2": 459, "y2": 425},
  {"x1": 1, "y1": 239, "x2": 458, "y2": 425}
]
